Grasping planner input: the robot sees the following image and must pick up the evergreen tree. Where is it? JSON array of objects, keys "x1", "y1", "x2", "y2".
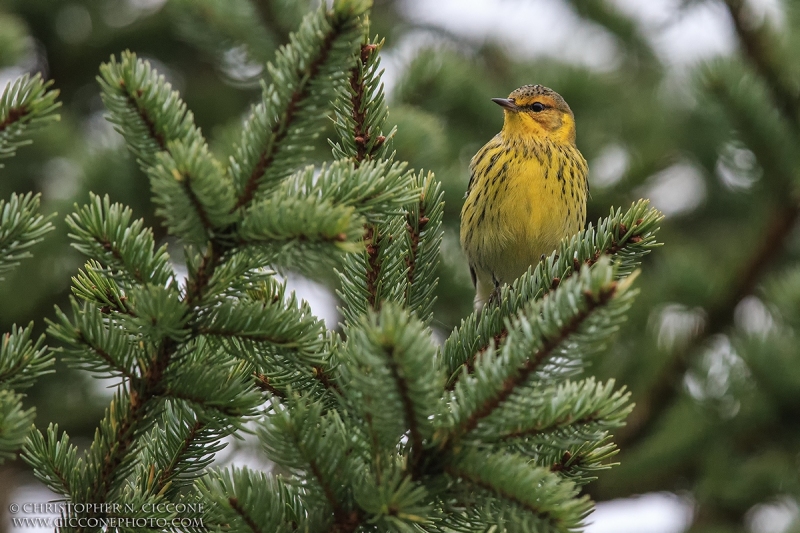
[
  {"x1": 0, "y1": 73, "x2": 58, "y2": 462},
  {"x1": 378, "y1": 1, "x2": 800, "y2": 529},
  {"x1": 18, "y1": 1, "x2": 667, "y2": 531},
  {"x1": 10, "y1": 0, "x2": 799, "y2": 531}
]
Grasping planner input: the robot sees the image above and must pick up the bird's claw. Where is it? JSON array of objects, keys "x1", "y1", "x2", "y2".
[{"x1": 488, "y1": 277, "x2": 502, "y2": 306}]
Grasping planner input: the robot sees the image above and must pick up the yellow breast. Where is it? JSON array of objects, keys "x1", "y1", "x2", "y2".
[{"x1": 460, "y1": 132, "x2": 588, "y2": 302}]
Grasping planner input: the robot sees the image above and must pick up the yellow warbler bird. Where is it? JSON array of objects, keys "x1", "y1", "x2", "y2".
[{"x1": 460, "y1": 84, "x2": 588, "y2": 307}]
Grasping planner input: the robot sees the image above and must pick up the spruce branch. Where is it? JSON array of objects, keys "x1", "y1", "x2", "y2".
[
  {"x1": 35, "y1": 276, "x2": 192, "y2": 521},
  {"x1": 330, "y1": 38, "x2": 394, "y2": 164},
  {"x1": 71, "y1": 260, "x2": 137, "y2": 317},
  {"x1": 285, "y1": 159, "x2": 418, "y2": 224},
  {"x1": 343, "y1": 228, "x2": 407, "y2": 322},
  {"x1": 254, "y1": 371, "x2": 287, "y2": 400},
  {"x1": 0, "y1": 323, "x2": 51, "y2": 390},
  {"x1": 98, "y1": 51, "x2": 206, "y2": 171},
  {"x1": 148, "y1": 139, "x2": 238, "y2": 245},
  {"x1": 331, "y1": 31, "x2": 409, "y2": 321},
  {"x1": 56, "y1": 194, "x2": 230, "y2": 511},
  {"x1": 192, "y1": 251, "x2": 273, "y2": 305},
  {"x1": 196, "y1": 294, "x2": 331, "y2": 368},
  {"x1": 58, "y1": 346, "x2": 256, "y2": 514},
  {"x1": 0, "y1": 389, "x2": 33, "y2": 461},
  {"x1": 100, "y1": 53, "x2": 239, "y2": 247},
  {"x1": 229, "y1": 277, "x2": 341, "y2": 400},
  {"x1": 230, "y1": 0, "x2": 370, "y2": 210},
  {"x1": 352, "y1": 468, "x2": 431, "y2": 529},
  {"x1": 66, "y1": 194, "x2": 174, "y2": 288},
  {"x1": 20, "y1": 4, "x2": 653, "y2": 528},
  {"x1": 260, "y1": 396, "x2": 354, "y2": 527},
  {"x1": 48, "y1": 299, "x2": 141, "y2": 381},
  {"x1": 0, "y1": 75, "x2": 58, "y2": 465},
  {"x1": 402, "y1": 171, "x2": 443, "y2": 325},
  {"x1": 341, "y1": 304, "x2": 444, "y2": 475},
  {"x1": 364, "y1": 227, "x2": 385, "y2": 312},
  {"x1": 444, "y1": 450, "x2": 590, "y2": 532},
  {"x1": 0, "y1": 324, "x2": 51, "y2": 463},
  {"x1": 473, "y1": 378, "x2": 632, "y2": 445},
  {"x1": 197, "y1": 289, "x2": 342, "y2": 401},
  {"x1": 0, "y1": 192, "x2": 55, "y2": 278},
  {"x1": 443, "y1": 259, "x2": 637, "y2": 444},
  {"x1": 184, "y1": 244, "x2": 223, "y2": 309},
  {"x1": 124, "y1": 284, "x2": 190, "y2": 342},
  {"x1": 270, "y1": 158, "x2": 427, "y2": 324},
  {"x1": 541, "y1": 439, "x2": 622, "y2": 486},
  {"x1": 150, "y1": 421, "x2": 211, "y2": 493},
  {"x1": 197, "y1": 467, "x2": 310, "y2": 533},
  {"x1": 201, "y1": 157, "x2": 420, "y2": 303},
  {"x1": 334, "y1": 167, "x2": 433, "y2": 323},
  {"x1": 77, "y1": 368, "x2": 259, "y2": 512},
  {"x1": 237, "y1": 194, "x2": 363, "y2": 273},
  {"x1": 133, "y1": 400, "x2": 230, "y2": 498},
  {"x1": 79, "y1": 381, "x2": 167, "y2": 506},
  {"x1": 0, "y1": 73, "x2": 60, "y2": 163},
  {"x1": 22, "y1": 424, "x2": 81, "y2": 497},
  {"x1": 247, "y1": 352, "x2": 342, "y2": 404},
  {"x1": 443, "y1": 201, "x2": 662, "y2": 385}
]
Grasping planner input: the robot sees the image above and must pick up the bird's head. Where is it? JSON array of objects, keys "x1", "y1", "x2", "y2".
[{"x1": 493, "y1": 85, "x2": 576, "y2": 145}]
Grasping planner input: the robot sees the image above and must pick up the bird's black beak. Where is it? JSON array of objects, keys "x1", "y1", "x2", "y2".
[{"x1": 492, "y1": 98, "x2": 518, "y2": 111}]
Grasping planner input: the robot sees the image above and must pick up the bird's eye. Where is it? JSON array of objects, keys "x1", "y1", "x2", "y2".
[{"x1": 531, "y1": 102, "x2": 545, "y2": 112}]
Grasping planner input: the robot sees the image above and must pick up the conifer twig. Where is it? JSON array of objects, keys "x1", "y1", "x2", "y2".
[
  {"x1": 228, "y1": 497, "x2": 264, "y2": 533},
  {"x1": 443, "y1": 464, "x2": 553, "y2": 517},
  {"x1": 401, "y1": 172, "x2": 442, "y2": 325},
  {"x1": 454, "y1": 284, "x2": 618, "y2": 438},
  {"x1": 254, "y1": 372, "x2": 286, "y2": 400},
  {"x1": 349, "y1": 43, "x2": 386, "y2": 165},
  {"x1": 233, "y1": 8, "x2": 364, "y2": 210},
  {"x1": 61, "y1": 230, "x2": 216, "y2": 528},
  {"x1": 0, "y1": 193, "x2": 54, "y2": 278},
  {"x1": 0, "y1": 74, "x2": 60, "y2": 162},
  {"x1": 100, "y1": 53, "x2": 236, "y2": 246},
  {"x1": 351, "y1": 42, "x2": 388, "y2": 310},
  {"x1": 155, "y1": 419, "x2": 206, "y2": 490}
]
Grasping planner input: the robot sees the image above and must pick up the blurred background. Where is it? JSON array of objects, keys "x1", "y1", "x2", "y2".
[{"x1": 1, "y1": 0, "x2": 799, "y2": 531}]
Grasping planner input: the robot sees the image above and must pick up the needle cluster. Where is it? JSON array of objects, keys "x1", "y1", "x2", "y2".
[{"x1": 17, "y1": 2, "x2": 665, "y2": 532}]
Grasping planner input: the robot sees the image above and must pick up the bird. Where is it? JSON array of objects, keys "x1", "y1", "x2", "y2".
[{"x1": 460, "y1": 84, "x2": 588, "y2": 308}]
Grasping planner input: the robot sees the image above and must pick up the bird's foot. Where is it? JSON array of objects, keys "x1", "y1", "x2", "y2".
[
  {"x1": 488, "y1": 276, "x2": 502, "y2": 306},
  {"x1": 488, "y1": 288, "x2": 502, "y2": 306}
]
